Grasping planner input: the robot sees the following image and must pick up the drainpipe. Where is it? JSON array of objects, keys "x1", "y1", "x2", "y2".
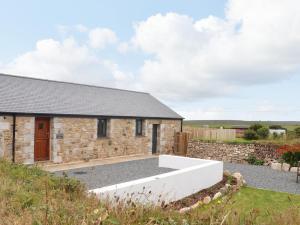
[
  {"x1": 180, "y1": 119, "x2": 183, "y2": 132},
  {"x1": 12, "y1": 115, "x2": 16, "y2": 163}
]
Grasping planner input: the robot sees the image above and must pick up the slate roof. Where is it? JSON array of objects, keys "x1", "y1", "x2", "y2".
[{"x1": 0, "y1": 74, "x2": 182, "y2": 119}]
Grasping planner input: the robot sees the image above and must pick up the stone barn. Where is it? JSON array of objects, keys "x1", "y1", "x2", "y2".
[{"x1": 0, "y1": 74, "x2": 182, "y2": 164}]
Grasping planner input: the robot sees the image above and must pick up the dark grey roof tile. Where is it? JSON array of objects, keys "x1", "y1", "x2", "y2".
[{"x1": 0, "y1": 74, "x2": 182, "y2": 119}]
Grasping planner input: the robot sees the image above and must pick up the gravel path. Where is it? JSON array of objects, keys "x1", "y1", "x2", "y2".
[
  {"x1": 224, "y1": 163, "x2": 300, "y2": 194},
  {"x1": 55, "y1": 158, "x2": 175, "y2": 190}
]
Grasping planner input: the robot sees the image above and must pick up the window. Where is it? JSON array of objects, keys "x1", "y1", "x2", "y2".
[
  {"x1": 136, "y1": 119, "x2": 143, "y2": 136},
  {"x1": 97, "y1": 118, "x2": 107, "y2": 138}
]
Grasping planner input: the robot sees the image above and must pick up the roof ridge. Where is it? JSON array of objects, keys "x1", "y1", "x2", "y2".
[{"x1": 0, "y1": 73, "x2": 149, "y2": 95}]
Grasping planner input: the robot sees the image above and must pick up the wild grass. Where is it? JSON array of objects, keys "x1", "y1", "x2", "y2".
[
  {"x1": 183, "y1": 120, "x2": 300, "y2": 132},
  {"x1": 1, "y1": 159, "x2": 300, "y2": 225},
  {"x1": 0, "y1": 159, "x2": 102, "y2": 225},
  {"x1": 191, "y1": 134, "x2": 300, "y2": 145}
]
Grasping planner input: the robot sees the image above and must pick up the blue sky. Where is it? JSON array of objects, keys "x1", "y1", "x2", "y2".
[
  {"x1": 0, "y1": 0, "x2": 225, "y2": 59},
  {"x1": 0, "y1": 0, "x2": 299, "y2": 120}
]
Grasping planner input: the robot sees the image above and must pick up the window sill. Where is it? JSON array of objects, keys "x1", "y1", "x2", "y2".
[{"x1": 97, "y1": 136, "x2": 110, "y2": 140}]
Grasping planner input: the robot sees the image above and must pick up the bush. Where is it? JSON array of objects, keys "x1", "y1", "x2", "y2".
[
  {"x1": 281, "y1": 152, "x2": 300, "y2": 167},
  {"x1": 249, "y1": 123, "x2": 263, "y2": 132},
  {"x1": 269, "y1": 125, "x2": 284, "y2": 130},
  {"x1": 295, "y1": 127, "x2": 300, "y2": 137},
  {"x1": 245, "y1": 155, "x2": 264, "y2": 165},
  {"x1": 257, "y1": 127, "x2": 269, "y2": 139},
  {"x1": 277, "y1": 144, "x2": 300, "y2": 167},
  {"x1": 244, "y1": 129, "x2": 259, "y2": 140},
  {"x1": 272, "y1": 132, "x2": 279, "y2": 139}
]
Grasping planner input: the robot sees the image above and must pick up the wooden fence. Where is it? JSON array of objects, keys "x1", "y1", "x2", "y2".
[{"x1": 183, "y1": 127, "x2": 236, "y2": 141}]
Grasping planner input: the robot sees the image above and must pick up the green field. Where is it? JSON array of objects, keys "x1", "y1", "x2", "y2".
[{"x1": 183, "y1": 120, "x2": 300, "y2": 131}]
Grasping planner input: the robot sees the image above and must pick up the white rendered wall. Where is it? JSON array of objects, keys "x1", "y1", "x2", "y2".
[
  {"x1": 159, "y1": 154, "x2": 213, "y2": 169},
  {"x1": 269, "y1": 129, "x2": 286, "y2": 135},
  {"x1": 90, "y1": 155, "x2": 223, "y2": 205}
]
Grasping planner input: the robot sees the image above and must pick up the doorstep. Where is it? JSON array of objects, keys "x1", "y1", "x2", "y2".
[{"x1": 40, "y1": 154, "x2": 157, "y2": 172}]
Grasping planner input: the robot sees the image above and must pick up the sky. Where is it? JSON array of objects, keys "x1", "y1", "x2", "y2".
[{"x1": 0, "y1": 0, "x2": 299, "y2": 121}]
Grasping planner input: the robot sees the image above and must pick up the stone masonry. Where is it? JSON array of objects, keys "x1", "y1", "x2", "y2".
[
  {"x1": 188, "y1": 141, "x2": 278, "y2": 164},
  {"x1": 0, "y1": 116, "x2": 13, "y2": 160},
  {"x1": 15, "y1": 117, "x2": 35, "y2": 164},
  {"x1": 0, "y1": 116, "x2": 35, "y2": 164},
  {"x1": 0, "y1": 115, "x2": 181, "y2": 164}
]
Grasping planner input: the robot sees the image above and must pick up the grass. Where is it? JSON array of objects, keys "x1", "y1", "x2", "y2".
[
  {"x1": 183, "y1": 120, "x2": 300, "y2": 131},
  {"x1": 183, "y1": 119, "x2": 300, "y2": 145},
  {"x1": 190, "y1": 137, "x2": 300, "y2": 145},
  {"x1": 225, "y1": 137, "x2": 300, "y2": 145},
  {"x1": 0, "y1": 159, "x2": 102, "y2": 225},
  {"x1": 1, "y1": 159, "x2": 300, "y2": 225},
  {"x1": 222, "y1": 187, "x2": 300, "y2": 223},
  {"x1": 186, "y1": 125, "x2": 300, "y2": 145},
  {"x1": 224, "y1": 138, "x2": 255, "y2": 144}
]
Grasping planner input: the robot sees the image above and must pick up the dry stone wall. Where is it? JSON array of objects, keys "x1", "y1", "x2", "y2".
[{"x1": 187, "y1": 141, "x2": 278, "y2": 163}]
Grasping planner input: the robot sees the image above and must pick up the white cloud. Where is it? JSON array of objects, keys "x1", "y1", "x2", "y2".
[
  {"x1": 88, "y1": 28, "x2": 118, "y2": 49},
  {"x1": 117, "y1": 42, "x2": 130, "y2": 54},
  {"x1": 1, "y1": 0, "x2": 300, "y2": 118},
  {"x1": 176, "y1": 104, "x2": 296, "y2": 120},
  {"x1": 102, "y1": 60, "x2": 136, "y2": 89},
  {"x1": 57, "y1": 24, "x2": 88, "y2": 35},
  {"x1": 75, "y1": 24, "x2": 88, "y2": 33},
  {"x1": 129, "y1": 0, "x2": 300, "y2": 100},
  {"x1": 179, "y1": 107, "x2": 226, "y2": 120},
  {"x1": 0, "y1": 37, "x2": 125, "y2": 87}
]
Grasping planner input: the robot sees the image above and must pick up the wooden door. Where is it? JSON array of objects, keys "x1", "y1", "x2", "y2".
[
  {"x1": 34, "y1": 117, "x2": 50, "y2": 161},
  {"x1": 152, "y1": 124, "x2": 158, "y2": 154}
]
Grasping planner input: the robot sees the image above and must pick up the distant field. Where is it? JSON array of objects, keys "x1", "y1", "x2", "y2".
[{"x1": 183, "y1": 120, "x2": 300, "y2": 131}]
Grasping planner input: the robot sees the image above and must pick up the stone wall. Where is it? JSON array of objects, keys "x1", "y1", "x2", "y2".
[
  {"x1": 15, "y1": 117, "x2": 35, "y2": 164},
  {"x1": 0, "y1": 115, "x2": 181, "y2": 164},
  {"x1": 0, "y1": 116, "x2": 35, "y2": 164},
  {"x1": 0, "y1": 116, "x2": 13, "y2": 160},
  {"x1": 51, "y1": 117, "x2": 97, "y2": 163},
  {"x1": 53, "y1": 118, "x2": 181, "y2": 163},
  {"x1": 187, "y1": 141, "x2": 278, "y2": 164}
]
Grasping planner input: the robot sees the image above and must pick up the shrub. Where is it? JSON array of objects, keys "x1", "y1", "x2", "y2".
[
  {"x1": 269, "y1": 125, "x2": 284, "y2": 130},
  {"x1": 257, "y1": 127, "x2": 269, "y2": 139},
  {"x1": 281, "y1": 152, "x2": 300, "y2": 167},
  {"x1": 249, "y1": 123, "x2": 263, "y2": 132},
  {"x1": 244, "y1": 129, "x2": 259, "y2": 140},
  {"x1": 245, "y1": 155, "x2": 264, "y2": 165},
  {"x1": 277, "y1": 144, "x2": 300, "y2": 166},
  {"x1": 295, "y1": 127, "x2": 300, "y2": 137},
  {"x1": 272, "y1": 132, "x2": 279, "y2": 139}
]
